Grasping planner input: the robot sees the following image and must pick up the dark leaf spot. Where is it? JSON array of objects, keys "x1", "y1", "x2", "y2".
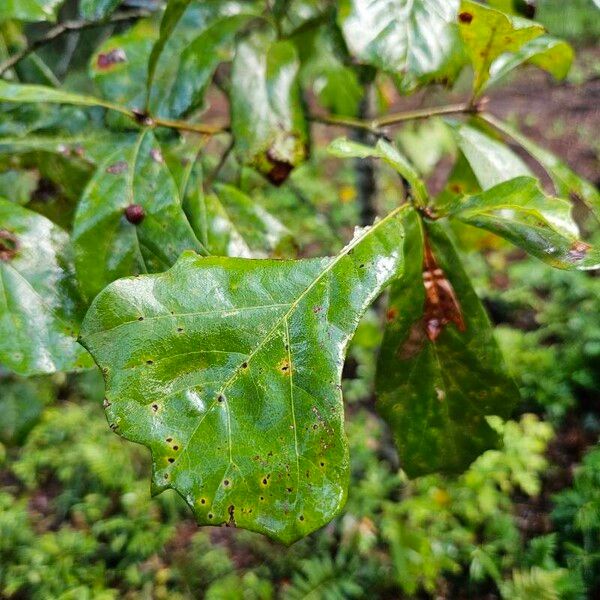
[
  {"x1": 458, "y1": 11, "x2": 473, "y2": 24},
  {"x1": 106, "y1": 161, "x2": 128, "y2": 175},
  {"x1": 299, "y1": 515, "x2": 304, "y2": 521},
  {"x1": 166, "y1": 437, "x2": 173, "y2": 443},
  {"x1": 150, "y1": 148, "x2": 164, "y2": 164},
  {"x1": 223, "y1": 479, "x2": 230, "y2": 487},
  {"x1": 168, "y1": 457, "x2": 175, "y2": 463},
  {"x1": 125, "y1": 204, "x2": 145, "y2": 225},
  {"x1": 173, "y1": 445, "x2": 179, "y2": 451},
  {"x1": 152, "y1": 404, "x2": 158, "y2": 412},
  {"x1": 568, "y1": 241, "x2": 591, "y2": 262},
  {"x1": 0, "y1": 230, "x2": 18, "y2": 261},
  {"x1": 200, "y1": 498, "x2": 206, "y2": 504},
  {"x1": 386, "y1": 307, "x2": 398, "y2": 322},
  {"x1": 146, "y1": 359, "x2": 153, "y2": 365},
  {"x1": 96, "y1": 48, "x2": 127, "y2": 69},
  {"x1": 266, "y1": 149, "x2": 294, "y2": 186}
]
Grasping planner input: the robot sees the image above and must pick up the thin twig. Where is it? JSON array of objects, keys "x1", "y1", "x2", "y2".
[
  {"x1": 205, "y1": 138, "x2": 235, "y2": 189},
  {"x1": 0, "y1": 9, "x2": 151, "y2": 77},
  {"x1": 372, "y1": 102, "x2": 474, "y2": 128},
  {"x1": 151, "y1": 116, "x2": 230, "y2": 136}
]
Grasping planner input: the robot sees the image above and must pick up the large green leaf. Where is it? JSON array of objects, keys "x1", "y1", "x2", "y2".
[
  {"x1": 486, "y1": 35, "x2": 573, "y2": 90},
  {"x1": 458, "y1": 0, "x2": 544, "y2": 95},
  {"x1": 448, "y1": 176, "x2": 600, "y2": 270},
  {"x1": 79, "y1": 205, "x2": 408, "y2": 543},
  {"x1": 337, "y1": 0, "x2": 464, "y2": 91},
  {"x1": 91, "y1": 4, "x2": 255, "y2": 119},
  {"x1": 90, "y1": 19, "x2": 157, "y2": 115},
  {"x1": 480, "y1": 114, "x2": 600, "y2": 220},
  {"x1": 0, "y1": 200, "x2": 92, "y2": 375},
  {"x1": 376, "y1": 210, "x2": 519, "y2": 477},
  {"x1": 0, "y1": 0, "x2": 64, "y2": 22},
  {"x1": 72, "y1": 129, "x2": 205, "y2": 301},
  {"x1": 231, "y1": 33, "x2": 309, "y2": 185},
  {"x1": 79, "y1": 0, "x2": 120, "y2": 20}
]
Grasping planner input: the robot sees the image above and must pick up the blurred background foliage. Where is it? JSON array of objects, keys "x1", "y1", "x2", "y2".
[{"x1": 1, "y1": 0, "x2": 600, "y2": 598}]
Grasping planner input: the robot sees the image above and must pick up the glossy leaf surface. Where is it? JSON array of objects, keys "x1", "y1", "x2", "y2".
[
  {"x1": 231, "y1": 33, "x2": 309, "y2": 184},
  {"x1": 338, "y1": 0, "x2": 463, "y2": 91},
  {"x1": 448, "y1": 176, "x2": 600, "y2": 270},
  {"x1": 376, "y1": 210, "x2": 518, "y2": 477},
  {"x1": 0, "y1": 200, "x2": 92, "y2": 375},
  {"x1": 79, "y1": 206, "x2": 408, "y2": 543},
  {"x1": 458, "y1": 0, "x2": 544, "y2": 95},
  {"x1": 72, "y1": 129, "x2": 204, "y2": 301}
]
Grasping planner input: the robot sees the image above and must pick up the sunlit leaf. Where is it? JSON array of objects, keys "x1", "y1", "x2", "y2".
[
  {"x1": 0, "y1": 200, "x2": 93, "y2": 375},
  {"x1": 448, "y1": 176, "x2": 600, "y2": 270},
  {"x1": 79, "y1": 205, "x2": 408, "y2": 543},
  {"x1": 338, "y1": 0, "x2": 465, "y2": 92},
  {"x1": 376, "y1": 210, "x2": 519, "y2": 477},
  {"x1": 231, "y1": 33, "x2": 309, "y2": 185},
  {"x1": 72, "y1": 129, "x2": 204, "y2": 301},
  {"x1": 458, "y1": 0, "x2": 544, "y2": 95}
]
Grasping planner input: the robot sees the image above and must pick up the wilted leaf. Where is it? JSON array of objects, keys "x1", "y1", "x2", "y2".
[
  {"x1": 376, "y1": 210, "x2": 519, "y2": 477},
  {"x1": 448, "y1": 176, "x2": 600, "y2": 270},
  {"x1": 72, "y1": 129, "x2": 205, "y2": 300},
  {"x1": 0, "y1": 200, "x2": 93, "y2": 375},
  {"x1": 231, "y1": 33, "x2": 309, "y2": 184},
  {"x1": 79, "y1": 205, "x2": 408, "y2": 543},
  {"x1": 458, "y1": 0, "x2": 544, "y2": 95},
  {"x1": 338, "y1": 0, "x2": 464, "y2": 91}
]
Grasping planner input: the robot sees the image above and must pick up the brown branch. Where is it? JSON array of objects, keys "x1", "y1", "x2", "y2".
[{"x1": 0, "y1": 9, "x2": 152, "y2": 77}]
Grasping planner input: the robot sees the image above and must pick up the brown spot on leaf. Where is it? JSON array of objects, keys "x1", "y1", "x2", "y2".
[
  {"x1": 106, "y1": 161, "x2": 128, "y2": 175},
  {"x1": 397, "y1": 322, "x2": 427, "y2": 360},
  {"x1": 150, "y1": 148, "x2": 164, "y2": 164},
  {"x1": 458, "y1": 11, "x2": 473, "y2": 24},
  {"x1": 568, "y1": 241, "x2": 591, "y2": 262},
  {"x1": 421, "y1": 239, "x2": 466, "y2": 342},
  {"x1": 386, "y1": 307, "x2": 398, "y2": 322},
  {"x1": 96, "y1": 48, "x2": 127, "y2": 69},
  {"x1": 0, "y1": 230, "x2": 18, "y2": 261},
  {"x1": 279, "y1": 359, "x2": 291, "y2": 375},
  {"x1": 227, "y1": 505, "x2": 236, "y2": 527},
  {"x1": 266, "y1": 149, "x2": 293, "y2": 186},
  {"x1": 125, "y1": 204, "x2": 145, "y2": 224}
]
